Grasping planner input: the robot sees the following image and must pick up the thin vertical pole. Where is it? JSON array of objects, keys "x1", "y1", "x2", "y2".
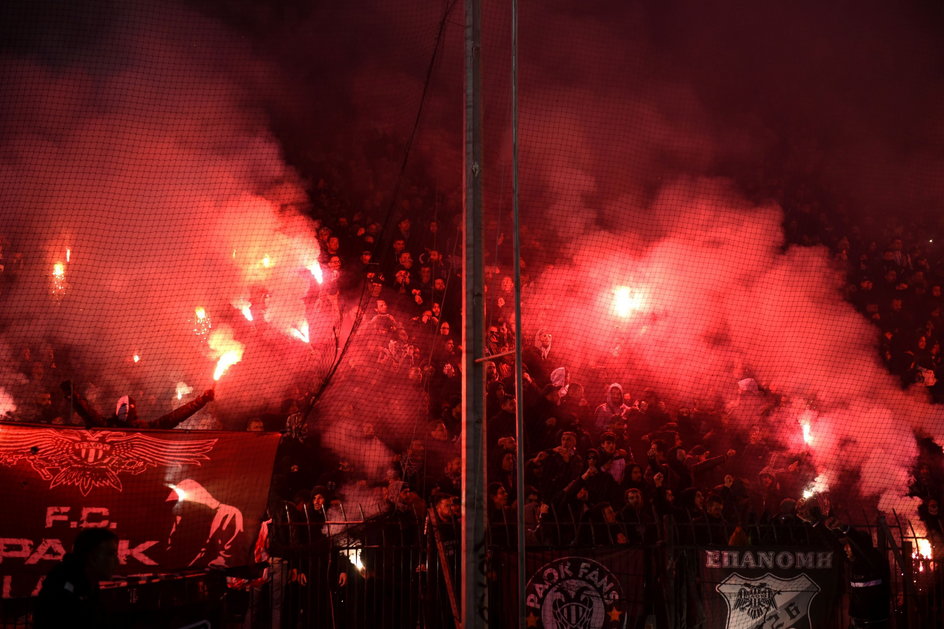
[
  {"x1": 511, "y1": 0, "x2": 527, "y2": 627},
  {"x1": 462, "y1": 0, "x2": 487, "y2": 626}
]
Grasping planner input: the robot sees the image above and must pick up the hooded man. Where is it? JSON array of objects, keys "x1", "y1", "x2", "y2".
[
  {"x1": 593, "y1": 383, "x2": 631, "y2": 435},
  {"x1": 165, "y1": 479, "x2": 246, "y2": 568}
]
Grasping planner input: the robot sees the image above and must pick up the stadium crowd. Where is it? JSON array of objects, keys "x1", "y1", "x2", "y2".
[
  {"x1": 4, "y1": 170, "x2": 944, "y2": 555},
  {"x1": 6, "y1": 165, "x2": 944, "y2": 625},
  {"x1": 253, "y1": 183, "x2": 944, "y2": 559}
]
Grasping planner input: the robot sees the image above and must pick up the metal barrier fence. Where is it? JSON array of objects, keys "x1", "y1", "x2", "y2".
[
  {"x1": 257, "y1": 501, "x2": 459, "y2": 629},
  {"x1": 2, "y1": 506, "x2": 943, "y2": 628}
]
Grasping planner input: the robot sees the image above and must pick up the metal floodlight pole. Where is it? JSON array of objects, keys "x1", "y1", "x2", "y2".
[
  {"x1": 511, "y1": 0, "x2": 527, "y2": 626},
  {"x1": 462, "y1": 0, "x2": 487, "y2": 627}
]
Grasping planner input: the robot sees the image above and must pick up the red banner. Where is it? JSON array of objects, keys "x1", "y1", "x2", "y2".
[{"x1": 0, "y1": 422, "x2": 279, "y2": 598}]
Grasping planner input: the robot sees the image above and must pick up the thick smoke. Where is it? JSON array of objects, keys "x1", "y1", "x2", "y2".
[
  {"x1": 520, "y1": 175, "x2": 944, "y2": 518},
  {"x1": 0, "y1": 1, "x2": 327, "y2": 425},
  {"x1": 3, "y1": 0, "x2": 944, "y2": 523},
  {"x1": 492, "y1": 1, "x2": 944, "y2": 521},
  {"x1": 0, "y1": 0, "x2": 450, "y2": 491}
]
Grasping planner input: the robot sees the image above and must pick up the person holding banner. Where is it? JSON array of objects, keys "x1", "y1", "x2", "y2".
[
  {"x1": 34, "y1": 528, "x2": 120, "y2": 629},
  {"x1": 61, "y1": 380, "x2": 215, "y2": 429}
]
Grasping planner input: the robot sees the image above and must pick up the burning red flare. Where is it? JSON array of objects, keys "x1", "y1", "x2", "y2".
[
  {"x1": 232, "y1": 298, "x2": 253, "y2": 321},
  {"x1": 193, "y1": 307, "x2": 212, "y2": 337},
  {"x1": 612, "y1": 285, "x2": 644, "y2": 317},
  {"x1": 213, "y1": 350, "x2": 242, "y2": 381},
  {"x1": 175, "y1": 381, "x2": 192, "y2": 400},
  {"x1": 307, "y1": 261, "x2": 324, "y2": 284},
  {"x1": 51, "y1": 262, "x2": 66, "y2": 297},
  {"x1": 798, "y1": 410, "x2": 814, "y2": 446},
  {"x1": 290, "y1": 321, "x2": 310, "y2": 343},
  {"x1": 208, "y1": 327, "x2": 244, "y2": 382}
]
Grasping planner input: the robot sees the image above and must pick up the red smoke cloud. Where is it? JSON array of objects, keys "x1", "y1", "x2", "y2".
[{"x1": 0, "y1": 2, "x2": 328, "y2": 423}]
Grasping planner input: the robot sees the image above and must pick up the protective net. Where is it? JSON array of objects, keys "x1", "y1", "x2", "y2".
[{"x1": 2, "y1": 0, "x2": 944, "y2": 624}]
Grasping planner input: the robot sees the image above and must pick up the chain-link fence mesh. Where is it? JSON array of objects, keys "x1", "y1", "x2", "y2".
[{"x1": 2, "y1": 0, "x2": 944, "y2": 626}]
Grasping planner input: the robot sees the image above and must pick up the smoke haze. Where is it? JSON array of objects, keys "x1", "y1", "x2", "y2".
[
  {"x1": 1, "y1": 0, "x2": 943, "y2": 518},
  {"x1": 0, "y1": 0, "x2": 326, "y2": 422}
]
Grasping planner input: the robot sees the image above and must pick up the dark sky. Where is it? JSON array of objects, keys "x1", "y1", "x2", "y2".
[
  {"x1": 3, "y1": 0, "x2": 942, "y2": 226},
  {"x1": 170, "y1": 0, "x2": 944, "y2": 227}
]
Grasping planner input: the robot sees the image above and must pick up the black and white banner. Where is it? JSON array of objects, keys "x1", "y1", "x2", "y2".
[
  {"x1": 699, "y1": 548, "x2": 842, "y2": 629},
  {"x1": 496, "y1": 548, "x2": 646, "y2": 629}
]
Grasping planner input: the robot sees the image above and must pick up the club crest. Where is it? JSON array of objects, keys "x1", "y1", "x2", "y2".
[
  {"x1": 525, "y1": 556, "x2": 625, "y2": 629},
  {"x1": 716, "y1": 572, "x2": 820, "y2": 629},
  {"x1": 0, "y1": 428, "x2": 217, "y2": 495}
]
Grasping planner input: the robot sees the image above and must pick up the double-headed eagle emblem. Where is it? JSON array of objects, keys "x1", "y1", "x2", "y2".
[
  {"x1": 0, "y1": 428, "x2": 217, "y2": 495},
  {"x1": 733, "y1": 582, "x2": 780, "y2": 620}
]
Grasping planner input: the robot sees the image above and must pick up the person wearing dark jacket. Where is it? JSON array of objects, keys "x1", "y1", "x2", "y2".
[
  {"x1": 35, "y1": 528, "x2": 120, "y2": 629},
  {"x1": 522, "y1": 329, "x2": 554, "y2": 387},
  {"x1": 841, "y1": 528, "x2": 891, "y2": 628},
  {"x1": 62, "y1": 380, "x2": 215, "y2": 429}
]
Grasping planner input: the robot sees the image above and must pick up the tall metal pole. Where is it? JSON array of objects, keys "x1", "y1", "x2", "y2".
[
  {"x1": 511, "y1": 1, "x2": 527, "y2": 628},
  {"x1": 462, "y1": 0, "x2": 487, "y2": 626}
]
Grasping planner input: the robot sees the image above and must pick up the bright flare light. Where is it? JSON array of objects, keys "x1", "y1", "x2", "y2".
[
  {"x1": 175, "y1": 382, "x2": 193, "y2": 401},
  {"x1": 261, "y1": 255, "x2": 272, "y2": 268},
  {"x1": 343, "y1": 548, "x2": 366, "y2": 574},
  {"x1": 209, "y1": 327, "x2": 245, "y2": 382},
  {"x1": 613, "y1": 286, "x2": 644, "y2": 317},
  {"x1": 66, "y1": 248, "x2": 71, "y2": 263},
  {"x1": 232, "y1": 298, "x2": 253, "y2": 321},
  {"x1": 307, "y1": 261, "x2": 324, "y2": 284},
  {"x1": 51, "y1": 262, "x2": 66, "y2": 297},
  {"x1": 193, "y1": 307, "x2": 212, "y2": 337},
  {"x1": 916, "y1": 538, "x2": 933, "y2": 560},
  {"x1": 798, "y1": 410, "x2": 814, "y2": 446},
  {"x1": 290, "y1": 321, "x2": 310, "y2": 344},
  {"x1": 132, "y1": 354, "x2": 141, "y2": 363},
  {"x1": 801, "y1": 474, "x2": 829, "y2": 499},
  {"x1": 213, "y1": 351, "x2": 242, "y2": 381}
]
